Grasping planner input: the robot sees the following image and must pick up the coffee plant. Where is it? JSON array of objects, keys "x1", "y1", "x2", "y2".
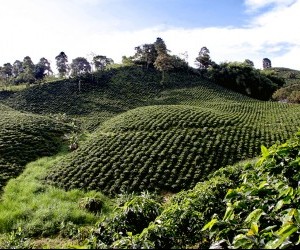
[
  {"x1": 0, "y1": 104, "x2": 72, "y2": 189},
  {"x1": 45, "y1": 100, "x2": 300, "y2": 196},
  {"x1": 203, "y1": 131, "x2": 300, "y2": 249}
]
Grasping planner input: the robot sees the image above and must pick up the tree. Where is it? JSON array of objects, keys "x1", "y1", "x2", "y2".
[
  {"x1": 21, "y1": 56, "x2": 35, "y2": 83},
  {"x1": 154, "y1": 37, "x2": 168, "y2": 54},
  {"x1": 170, "y1": 55, "x2": 188, "y2": 70},
  {"x1": 154, "y1": 53, "x2": 174, "y2": 84},
  {"x1": 12, "y1": 60, "x2": 23, "y2": 77},
  {"x1": 55, "y1": 52, "x2": 70, "y2": 78},
  {"x1": 263, "y1": 58, "x2": 272, "y2": 69},
  {"x1": 122, "y1": 56, "x2": 135, "y2": 66},
  {"x1": 195, "y1": 47, "x2": 212, "y2": 69},
  {"x1": 1, "y1": 63, "x2": 13, "y2": 79},
  {"x1": 133, "y1": 43, "x2": 157, "y2": 69},
  {"x1": 153, "y1": 37, "x2": 173, "y2": 84},
  {"x1": 34, "y1": 57, "x2": 53, "y2": 81},
  {"x1": 70, "y1": 57, "x2": 91, "y2": 77},
  {"x1": 93, "y1": 55, "x2": 114, "y2": 71},
  {"x1": 244, "y1": 59, "x2": 254, "y2": 67}
]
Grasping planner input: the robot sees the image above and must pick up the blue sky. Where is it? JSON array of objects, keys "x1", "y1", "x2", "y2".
[{"x1": 0, "y1": 0, "x2": 299, "y2": 71}]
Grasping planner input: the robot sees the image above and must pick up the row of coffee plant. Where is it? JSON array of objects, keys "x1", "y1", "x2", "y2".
[
  {"x1": 0, "y1": 104, "x2": 72, "y2": 190},
  {"x1": 45, "y1": 99, "x2": 300, "y2": 196},
  {"x1": 84, "y1": 130, "x2": 300, "y2": 249}
]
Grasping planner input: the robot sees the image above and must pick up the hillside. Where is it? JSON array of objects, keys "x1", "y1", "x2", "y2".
[
  {"x1": 0, "y1": 104, "x2": 72, "y2": 190},
  {"x1": 1, "y1": 66, "x2": 300, "y2": 195},
  {"x1": 45, "y1": 99, "x2": 300, "y2": 195},
  {"x1": 1, "y1": 65, "x2": 300, "y2": 248}
]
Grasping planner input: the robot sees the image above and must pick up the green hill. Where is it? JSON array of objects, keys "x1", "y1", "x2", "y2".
[
  {"x1": 1, "y1": 65, "x2": 300, "y2": 248},
  {"x1": 40, "y1": 68, "x2": 300, "y2": 196},
  {"x1": 0, "y1": 104, "x2": 72, "y2": 190},
  {"x1": 1, "y1": 66, "x2": 300, "y2": 195}
]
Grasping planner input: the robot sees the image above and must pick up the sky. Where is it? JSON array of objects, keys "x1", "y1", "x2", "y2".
[{"x1": 0, "y1": 0, "x2": 299, "y2": 72}]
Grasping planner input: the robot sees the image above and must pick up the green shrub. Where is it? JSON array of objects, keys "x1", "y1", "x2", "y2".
[{"x1": 203, "y1": 131, "x2": 300, "y2": 249}]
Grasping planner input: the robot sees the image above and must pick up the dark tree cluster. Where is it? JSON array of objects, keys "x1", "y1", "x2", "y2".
[
  {"x1": 1, "y1": 37, "x2": 280, "y2": 100},
  {"x1": 206, "y1": 61, "x2": 283, "y2": 100},
  {"x1": 0, "y1": 52, "x2": 114, "y2": 86},
  {"x1": 0, "y1": 56, "x2": 53, "y2": 85}
]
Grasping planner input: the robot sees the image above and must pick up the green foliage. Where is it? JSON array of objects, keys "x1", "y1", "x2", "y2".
[
  {"x1": 88, "y1": 192, "x2": 162, "y2": 247},
  {"x1": 269, "y1": 67, "x2": 300, "y2": 86},
  {"x1": 0, "y1": 154, "x2": 112, "y2": 238},
  {"x1": 203, "y1": 131, "x2": 300, "y2": 249},
  {"x1": 207, "y1": 61, "x2": 280, "y2": 100},
  {"x1": 0, "y1": 104, "x2": 73, "y2": 189},
  {"x1": 89, "y1": 176, "x2": 234, "y2": 249},
  {"x1": 45, "y1": 99, "x2": 300, "y2": 196},
  {"x1": 272, "y1": 84, "x2": 300, "y2": 103},
  {"x1": 0, "y1": 227, "x2": 32, "y2": 249}
]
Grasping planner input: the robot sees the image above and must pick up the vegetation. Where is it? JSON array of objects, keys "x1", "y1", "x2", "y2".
[
  {"x1": 207, "y1": 61, "x2": 284, "y2": 100},
  {"x1": 0, "y1": 37, "x2": 300, "y2": 248},
  {"x1": 45, "y1": 99, "x2": 300, "y2": 196},
  {"x1": 0, "y1": 104, "x2": 73, "y2": 190}
]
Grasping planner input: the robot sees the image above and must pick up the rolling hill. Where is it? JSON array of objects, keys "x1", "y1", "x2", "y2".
[
  {"x1": 1, "y1": 65, "x2": 300, "y2": 248},
  {"x1": 1, "y1": 66, "x2": 300, "y2": 195}
]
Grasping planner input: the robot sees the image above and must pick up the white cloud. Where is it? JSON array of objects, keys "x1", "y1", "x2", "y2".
[
  {"x1": 245, "y1": 0, "x2": 296, "y2": 11},
  {"x1": 0, "y1": 0, "x2": 299, "y2": 72}
]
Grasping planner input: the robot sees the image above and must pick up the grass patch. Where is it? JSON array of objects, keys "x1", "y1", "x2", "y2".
[{"x1": 0, "y1": 152, "x2": 114, "y2": 238}]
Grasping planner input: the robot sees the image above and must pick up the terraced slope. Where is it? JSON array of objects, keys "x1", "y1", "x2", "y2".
[
  {"x1": 45, "y1": 86, "x2": 300, "y2": 196},
  {"x1": 0, "y1": 104, "x2": 72, "y2": 189}
]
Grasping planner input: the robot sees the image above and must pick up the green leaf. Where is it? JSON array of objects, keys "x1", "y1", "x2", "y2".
[
  {"x1": 247, "y1": 222, "x2": 259, "y2": 236},
  {"x1": 202, "y1": 218, "x2": 218, "y2": 231},
  {"x1": 225, "y1": 189, "x2": 239, "y2": 200},
  {"x1": 244, "y1": 209, "x2": 264, "y2": 226},
  {"x1": 233, "y1": 234, "x2": 254, "y2": 249},
  {"x1": 258, "y1": 181, "x2": 268, "y2": 189},
  {"x1": 260, "y1": 225, "x2": 277, "y2": 234},
  {"x1": 265, "y1": 224, "x2": 297, "y2": 249},
  {"x1": 274, "y1": 200, "x2": 284, "y2": 211},
  {"x1": 261, "y1": 145, "x2": 269, "y2": 158},
  {"x1": 223, "y1": 205, "x2": 234, "y2": 221},
  {"x1": 294, "y1": 209, "x2": 300, "y2": 225}
]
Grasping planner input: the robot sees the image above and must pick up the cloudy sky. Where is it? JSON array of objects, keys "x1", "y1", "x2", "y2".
[{"x1": 0, "y1": 0, "x2": 299, "y2": 71}]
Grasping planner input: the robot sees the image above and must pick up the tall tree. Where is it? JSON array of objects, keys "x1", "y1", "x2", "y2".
[
  {"x1": 93, "y1": 55, "x2": 114, "y2": 71},
  {"x1": 195, "y1": 47, "x2": 212, "y2": 69},
  {"x1": 35, "y1": 57, "x2": 53, "y2": 81},
  {"x1": 153, "y1": 37, "x2": 173, "y2": 83},
  {"x1": 154, "y1": 37, "x2": 168, "y2": 54},
  {"x1": 154, "y1": 54, "x2": 174, "y2": 84},
  {"x1": 133, "y1": 43, "x2": 157, "y2": 69},
  {"x1": 70, "y1": 57, "x2": 91, "y2": 77},
  {"x1": 55, "y1": 52, "x2": 69, "y2": 78},
  {"x1": 21, "y1": 56, "x2": 35, "y2": 83},
  {"x1": 1, "y1": 63, "x2": 13, "y2": 78},
  {"x1": 12, "y1": 60, "x2": 23, "y2": 77},
  {"x1": 263, "y1": 58, "x2": 272, "y2": 69},
  {"x1": 244, "y1": 59, "x2": 254, "y2": 67}
]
